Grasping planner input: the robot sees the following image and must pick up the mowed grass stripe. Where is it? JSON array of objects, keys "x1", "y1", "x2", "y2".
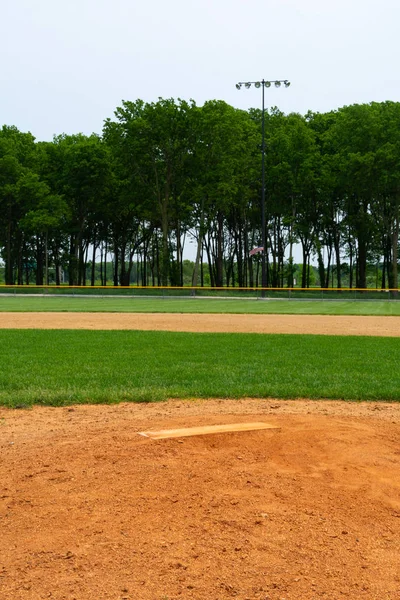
[
  {"x1": 0, "y1": 330, "x2": 399, "y2": 407},
  {"x1": 2, "y1": 296, "x2": 400, "y2": 315}
]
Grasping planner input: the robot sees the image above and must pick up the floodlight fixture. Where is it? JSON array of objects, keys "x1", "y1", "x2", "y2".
[
  {"x1": 264, "y1": 81, "x2": 271, "y2": 88},
  {"x1": 275, "y1": 81, "x2": 281, "y2": 88},
  {"x1": 245, "y1": 82, "x2": 251, "y2": 89},
  {"x1": 284, "y1": 80, "x2": 290, "y2": 88},
  {"x1": 236, "y1": 83, "x2": 242, "y2": 90},
  {"x1": 255, "y1": 81, "x2": 261, "y2": 88}
]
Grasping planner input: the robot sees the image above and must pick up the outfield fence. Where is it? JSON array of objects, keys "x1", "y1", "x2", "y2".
[{"x1": 0, "y1": 285, "x2": 400, "y2": 301}]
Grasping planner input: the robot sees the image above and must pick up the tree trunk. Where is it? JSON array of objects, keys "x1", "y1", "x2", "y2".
[
  {"x1": 316, "y1": 245, "x2": 325, "y2": 288},
  {"x1": 204, "y1": 237, "x2": 215, "y2": 287},
  {"x1": 215, "y1": 212, "x2": 224, "y2": 287},
  {"x1": 357, "y1": 238, "x2": 367, "y2": 288},
  {"x1": 143, "y1": 243, "x2": 148, "y2": 286},
  {"x1": 104, "y1": 241, "x2": 108, "y2": 286},
  {"x1": 5, "y1": 215, "x2": 14, "y2": 284},
  {"x1": 82, "y1": 243, "x2": 89, "y2": 286},
  {"x1": 348, "y1": 238, "x2": 354, "y2": 288},
  {"x1": 17, "y1": 236, "x2": 23, "y2": 285},
  {"x1": 334, "y1": 235, "x2": 341, "y2": 288},
  {"x1": 35, "y1": 236, "x2": 44, "y2": 285},
  {"x1": 391, "y1": 207, "x2": 399, "y2": 291},
  {"x1": 160, "y1": 199, "x2": 169, "y2": 286},
  {"x1": 200, "y1": 246, "x2": 204, "y2": 287},
  {"x1": 113, "y1": 243, "x2": 119, "y2": 286},
  {"x1": 68, "y1": 235, "x2": 78, "y2": 285},
  {"x1": 119, "y1": 240, "x2": 130, "y2": 286},
  {"x1": 91, "y1": 239, "x2": 97, "y2": 286},
  {"x1": 325, "y1": 244, "x2": 332, "y2": 288},
  {"x1": 192, "y1": 200, "x2": 205, "y2": 287},
  {"x1": 381, "y1": 253, "x2": 386, "y2": 289}
]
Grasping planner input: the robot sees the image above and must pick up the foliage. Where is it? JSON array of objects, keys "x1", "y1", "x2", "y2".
[{"x1": 2, "y1": 101, "x2": 400, "y2": 288}]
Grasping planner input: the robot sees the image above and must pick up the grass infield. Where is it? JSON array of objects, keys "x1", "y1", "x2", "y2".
[
  {"x1": 1, "y1": 330, "x2": 399, "y2": 407},
  {"x1": 2, "y1": 296, "x2": 400, "y2": 315}
]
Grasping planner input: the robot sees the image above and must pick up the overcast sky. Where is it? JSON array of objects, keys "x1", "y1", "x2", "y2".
[{"x1": 2, "y1": 0, "x2": 399, "y2": 141}]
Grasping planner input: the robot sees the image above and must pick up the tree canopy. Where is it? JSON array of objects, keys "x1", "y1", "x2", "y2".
[{"x1": 1, "y1": 99, "x2": 400, "y2": 288}]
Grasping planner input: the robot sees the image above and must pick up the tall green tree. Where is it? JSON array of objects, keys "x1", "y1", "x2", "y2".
[
  {"x1": 40, "y1": 134, "x2": 112, "y2": 285},
  {"x1": 0, "y1": 126, "x2": 41, "y2": 284},
  {"x1": 104, "y1": 98, "x2": 195, "y2": 286}
]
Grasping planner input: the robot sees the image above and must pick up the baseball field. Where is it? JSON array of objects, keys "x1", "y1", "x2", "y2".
[{"x1": 0, "y1": 298, "x2": 399, "y2": 599}]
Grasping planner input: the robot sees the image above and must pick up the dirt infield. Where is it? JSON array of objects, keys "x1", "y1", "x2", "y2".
[
  {"x1": 2, "y1": 311, "x2": 400, "y2": 335},
  {"x1": 1, "y1": 399, "x2": 399, "y2": 600},
  {"x1": 1, "y1": 313, "x2": 400, "y2": 599}
]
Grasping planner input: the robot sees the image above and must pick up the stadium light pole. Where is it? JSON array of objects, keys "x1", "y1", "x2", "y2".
[{"x1": 236, "y1": 79, "x2": 290, "y2": 290}]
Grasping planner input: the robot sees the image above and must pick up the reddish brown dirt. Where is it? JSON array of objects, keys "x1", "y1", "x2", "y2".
[
  {"x1": 1, "y1": 399, "x2": 400, "y2": 600},
  {"x1": 2, "y1": 311, "x2": 400, "y2": 336},
  {"x1": 1, "y1": 313, "x2": 400, "y2": 599}
]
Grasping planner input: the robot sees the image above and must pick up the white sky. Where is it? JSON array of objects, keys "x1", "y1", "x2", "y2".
[{"x1": 2, "y1": 0, "x2": 400, "y2": 141}]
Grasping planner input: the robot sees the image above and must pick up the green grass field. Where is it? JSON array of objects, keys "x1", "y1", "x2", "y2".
[
  {"x1": 1, "y1": 296, "x2": 400, "y2": 315},
  {"x1": 1, "y1": 330, "x2": 399, "y2": 407}
]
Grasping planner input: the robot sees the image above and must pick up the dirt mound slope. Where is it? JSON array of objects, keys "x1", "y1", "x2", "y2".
[{"x1": 1, "y1": 399, "x2": 399, "y2": 600}]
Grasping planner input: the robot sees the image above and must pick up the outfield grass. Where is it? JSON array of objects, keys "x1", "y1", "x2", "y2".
[
  {"x1": 1, "y1": 330, "x2": 399, "y2": 407},
  {"x1": 2, "y1": 296, "x2": 400, "y2": 315}
]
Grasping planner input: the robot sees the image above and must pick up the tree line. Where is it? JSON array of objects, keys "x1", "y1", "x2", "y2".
[{"x1": 1, "y1": 99, "x2": 400, "y2": 288}]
